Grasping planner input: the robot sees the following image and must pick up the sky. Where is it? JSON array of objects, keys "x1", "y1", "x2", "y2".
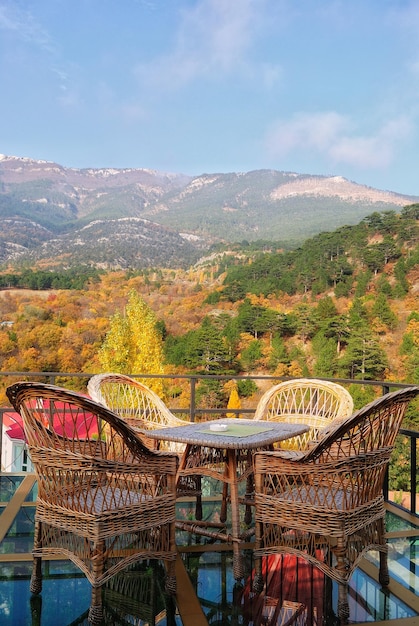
[{"x1": 1, "y1": 0, "x2": 419, "y2": 196}]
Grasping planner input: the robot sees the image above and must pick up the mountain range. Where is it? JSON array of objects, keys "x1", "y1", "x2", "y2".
[{"x1": 1, "y1": 154, "x2": 418, "y2": 269}]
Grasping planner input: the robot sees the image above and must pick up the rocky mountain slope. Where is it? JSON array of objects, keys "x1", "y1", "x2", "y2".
[{"x1": 1, "y1": 154, "x2": 417, "y2": 269}]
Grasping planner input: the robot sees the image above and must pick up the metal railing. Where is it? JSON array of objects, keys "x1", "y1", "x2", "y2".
[{"x1": 1, "y1": 371, "x2": 418, "y2": 515}]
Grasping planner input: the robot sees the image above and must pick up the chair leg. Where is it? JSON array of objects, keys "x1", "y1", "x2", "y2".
[
  {"x1": 30, "y1": 521, "x2": 43, "y2": 595},
  {"x1": 165, "y1": 559, "x2": 177, "y2": 595},
  {"x1": 335, "y1": 537, "x2": 350, "y2": 622},
  {"x1": 253, "y1": 554, "x2": 264, "y2": 593},
  {"x1": 253, "y1": 518, "x2": 264, "y2": 593},
  {"x1": 88, "y1": 586, "x2": 103, "y2": 625},
  {"x1": 88, "y1": 540, "x2": 105, "y2": 624},
  {"x1": 30, "y1": 591, "x2": 42, "y2": 626},
  {"x1": 244, "y1": 474, "x2": 254, "y2": 526},
  {"x1": 337, "y1": 582, "x2": 350, "y2": 623},
  {"x1": 195, "y1": 482, "x2": 203, "y2": 521},
  {"x1": 30, "y1": 557, "x2": 43, "y2": 595},
  {"x1": 379, "y1": 550, "x2": 390, "y2": 587},
  {"x1": 377, "y1": 518, "x2": 390, "y2": 587}
]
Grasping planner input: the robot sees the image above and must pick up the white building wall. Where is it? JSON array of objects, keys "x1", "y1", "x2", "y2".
[{"x1": 1, "y1": 425, "x2": 32, "y2": 472}]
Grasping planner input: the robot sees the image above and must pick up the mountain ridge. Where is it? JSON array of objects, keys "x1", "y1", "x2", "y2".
[{"x1": 1, "y1": 154, "x2": 418, "y2": 269}]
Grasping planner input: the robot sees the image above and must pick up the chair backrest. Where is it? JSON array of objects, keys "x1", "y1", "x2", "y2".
[
  {"x1": 253, "y1": 378, "x2": 354, "y2": 449},
  {"x1": 88, "y1": 373, "x2": 183, "y2": 429},
  {"x1": 305, "y1": 385, "x2": 419, "y2": 463},
  {"x1": 6, "y1": 382, "x2": 175, "y2": 507},
  {"x1": 88, "y1": 373, "x2": 187, "y2": 453}
]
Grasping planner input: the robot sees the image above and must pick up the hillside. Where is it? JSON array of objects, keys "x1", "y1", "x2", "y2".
[
  {"x1": 1, "y1": 207, "x2": 419, "y2": 403},
  {"x1": 1, "y1": 155, "x2": 418, "y2": 269}
]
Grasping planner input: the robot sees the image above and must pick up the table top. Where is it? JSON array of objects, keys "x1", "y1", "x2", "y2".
[{"x1": 138, "y1": 418, "x2": 309, "y2": 450}]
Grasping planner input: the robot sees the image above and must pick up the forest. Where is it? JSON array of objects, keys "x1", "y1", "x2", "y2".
[{"x1": 1, "y1": 206, "x2": 419, "y2": 421}]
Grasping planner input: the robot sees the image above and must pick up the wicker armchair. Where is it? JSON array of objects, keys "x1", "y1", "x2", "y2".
[
  {"x1": 88, "y1": 373, "x2": 202, "y2": 516},
  {"x1": 6, "y1": 382, "x2": 179, "y2": 625},
  {"x1": 253, "y1": 378, "x2": 354, "y2": 450},
  {"x1": 87, "y1": 373, "x2": 185, "y2": 452},
  {"x1": 253, "y1": 386, "x2": 419, "y2": 621}
]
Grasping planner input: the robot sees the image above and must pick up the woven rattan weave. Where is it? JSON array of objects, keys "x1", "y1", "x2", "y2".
[
  {"x1": 6, "y1": 382, "x2": 179, "y2": 625},
  {"x1": 253, "y1": 385, "x2": 419, "y2": 622},
  {"x1": 87, "y1": 373, "x2": 186, "y2": 453},
  {"x1": 253, "y1": 378, "x2": 354, "y2": 450},
  {"x1": 87, "y1": 372, "x2": 201, "y2": 512}
]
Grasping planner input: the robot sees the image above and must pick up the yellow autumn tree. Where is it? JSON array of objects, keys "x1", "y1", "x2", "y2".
[
  {"x1": 225, "y1": 380, "x2": 241, "y2": 418},
  {"x1": 98, "y1": 290, "x2": 164, "y2": 395}
]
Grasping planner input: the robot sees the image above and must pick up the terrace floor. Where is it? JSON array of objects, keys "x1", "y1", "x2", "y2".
[{"x1": 0, "y1": 473, "x2": 418, "y2": 626}]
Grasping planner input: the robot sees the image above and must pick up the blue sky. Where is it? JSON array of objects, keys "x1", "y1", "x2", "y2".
[{"x1": 1, "y1": 0, "x2": 419, "y2": 195}]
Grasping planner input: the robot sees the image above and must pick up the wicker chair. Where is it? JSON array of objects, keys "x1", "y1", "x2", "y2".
[
  {"x1": 87, "y1": 373, "x2": 186, "y2": 452},
  {"x1": 253, "y1": 385, "x2": 419, "y2": 622},
  {"x1": 253, "y1": 378, "x2": 354, "y2": 450},
  {"x1": 231, "y1": 379, "x2": 354, "y2": 525},
  {"x1": 88, "y1": 373, "x2": 202, "y2": 517},
  {"x1": 6, "y1": 382, "x2": 179, "y2": 625}
]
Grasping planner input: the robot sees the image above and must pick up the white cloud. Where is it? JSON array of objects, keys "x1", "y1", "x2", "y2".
[
  {"x1": 0, "y1": 1, "x2": 53, "y2": 52},
  {"x1": 134, "y1": 0, "x2": 269, "y2": 90},
  {"x1": 266, "y1": 111, "x2": 412, "y2": 170}
]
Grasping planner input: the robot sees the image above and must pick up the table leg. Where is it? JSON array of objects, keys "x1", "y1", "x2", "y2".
[
  {"x1": 176, "y1": 445, "x2": 203, "y2": 520},
  {"x1": 220, "y1": 482, "x2": 228, "y2": 523},
  {"x1": 226, "y1": 449, "x2": 245, "y2": 581}
]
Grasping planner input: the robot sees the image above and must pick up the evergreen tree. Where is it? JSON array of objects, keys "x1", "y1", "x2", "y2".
[
  {"x1": 188, "y1": 317, "x2": 229, "y2": 372},
  {"x1": 371, "y1": 293, "x2": 398, "y2": 330},
  {"x1": 240, "y1": 339, "x2": 263, "y2": 372},
  {"x1": 316, "y1": 296, "x2": 338, "y2": 320},
  {"x1": 312, "y1": 333, "x2": 338, "y2": 376},
  {"x1": 294, "y1": 303, "x2": 319, "y2": 343},
  {"x1": 268, "y1": 334, "x2": 290, "y2": 371},
  {"x1": 339, "y1": 330, "x2": 388, "y2": 380},
  {"x1": 321, "y1": 314, "x2": 350, "y2": 354}
]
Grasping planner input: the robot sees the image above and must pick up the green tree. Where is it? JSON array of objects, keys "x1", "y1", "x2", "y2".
[
  {"x1": 294, "y1": 303, "x2": 318, "y2": 344},
  {"x1": 268, "y1": 335, "x2": 290, "y2": 371},
  {"x1": 240, "y1": 340, "x2": 263, "y2": 372},
  {"x1": 376, "y1": 274, "x2": 393, "y2": 297},
  {"x1": 321, "y1": 314, "x2": 350, "y2": 354},
  {"x1": 312, "y1": 333, "x2": 338, "y2": 376},
  {"x1": 354, "y1": 270, "x2": 372, "y2": 297},
  {"x1": 339, "y1": 331, "x2": 388, "y2": 380},
  {"x1": 371, "y1": 293, "x2": 398, "y2": 330},
  {"x1": 188, "y1": 317, "x2": 229, "y2": 373},
  {"x1": 316, "y1": 296, "x2": 338, "y2": 321}
]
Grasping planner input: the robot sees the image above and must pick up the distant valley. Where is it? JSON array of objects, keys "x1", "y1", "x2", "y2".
[{"x1": 1, "y1": 154, "x2": 418, "y2": 269}]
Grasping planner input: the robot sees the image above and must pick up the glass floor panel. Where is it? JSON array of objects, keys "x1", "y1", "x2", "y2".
[{"x1": 0, "y1": 475, "x2": 418, "y2": 625}]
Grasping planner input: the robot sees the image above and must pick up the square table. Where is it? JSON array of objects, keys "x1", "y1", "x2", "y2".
[{"x1": 140, "y1": 418, "x2": 309, "y2": 580}]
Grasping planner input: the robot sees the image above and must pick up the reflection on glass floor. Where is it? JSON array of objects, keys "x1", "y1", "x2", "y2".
[
  {"x1": 0, "y1": 474, "x2": 418, "y2": 625},
  {"x1": 179, "y1": 548, "x2": 418, "y2": 625},
  {"x1": 0, "y1": 561, "x2": 180, "y2": 625}
]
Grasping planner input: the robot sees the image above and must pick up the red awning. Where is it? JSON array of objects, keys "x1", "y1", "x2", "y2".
[
  {"x1": 3, "y1": 411, "x2": 25, "y2": 441},
  {"x1": 3, "y1": 403, "x2": 99, "y2": 442}
]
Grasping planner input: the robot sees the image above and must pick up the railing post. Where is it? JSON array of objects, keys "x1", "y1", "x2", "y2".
[
  {"x1": 190, "y1": 377, "x2": 197, "y2": 422},
  {"x1": 411, "y1": 436, "x2": 417, "y2": 515},
  {"x1": 383, "y1": 466, "x2": 389, "y2": 501}
]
